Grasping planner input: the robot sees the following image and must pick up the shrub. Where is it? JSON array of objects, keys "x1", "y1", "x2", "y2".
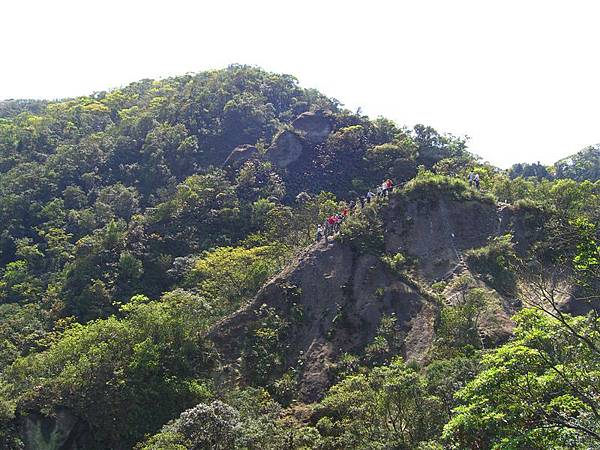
[
  {"x1": 464, "y1": 235, "x2": 517, "y2": 295},
  {"x1": 242, "y1": 305, "x2": 289, "y2": 386},
  {"x1": 401, "y1": 170, "x2": 496, "y2": 204},
  {"x1": 338, "y1": 206, "x2": 384, "y2": 255},
  {"x1": 382, "y1": 252, "x2": 407, "y2": 274}
]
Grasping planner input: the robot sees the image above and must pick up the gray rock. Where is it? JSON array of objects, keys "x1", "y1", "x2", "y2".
[
  {"x1": 292, "y1": 111, "x2": 332, "y2": 143},
  {"x1": 21, "y1": 407, "x2": 90, "y2": 450},
  {"x1": 209, "y1": 241, "x2": 432, "y2": 402},
  {"x1": 265, "y1": 131, "x2": 303, "y2": 168}
]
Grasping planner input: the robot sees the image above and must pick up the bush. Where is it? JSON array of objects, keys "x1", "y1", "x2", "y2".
[
  {"x1": 464, "y1": 235, "x2": 517, "y2": 295},
  {"x1": 401, "y1": 170, "x2": 496, "y2": 204},
  {"x1": 338, "y1": 206, "x2": 384, "y2": 255},
  {"x1": 381, "y1": 252, "x2": 407, "y2": 274}
]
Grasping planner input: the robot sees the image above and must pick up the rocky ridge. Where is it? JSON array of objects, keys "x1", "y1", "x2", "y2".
[{"x1": 209, "y1": 190, "x2": 534, "y2": 400}]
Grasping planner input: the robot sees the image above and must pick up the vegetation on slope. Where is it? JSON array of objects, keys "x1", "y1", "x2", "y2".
[{"x1": 0, "y1": 66, "x2": 597, "y2": 449}]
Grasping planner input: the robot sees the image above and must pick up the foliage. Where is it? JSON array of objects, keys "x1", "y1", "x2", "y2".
[
  {"x1": 402, "y1": 169, "x2": 496, "y2": 204},
  {"x1": 316, "y1": 357, "x2": 446, "y2": 449},
  {"x1": 0, "y1": 303, "x2": 48, "y2": 370},
  {"x1": 464, "y1": 234, "x2": 517, "y2": 295},
  {"x1": 147, "y1": 401, "x2": 243, "y2": 450},
  {"x1": 184, "y1": 244, "x2": 286, "y2": 318},
  {"x1": 0, "y1": 65, "x2": 599, "y2": 449},
  {"x1": 363, "y1": 314, "x2": 403, "y2": 365},
  {"x1": 242, "y1": 305, "x2": 290, "y2": 386},
  {"x1": 444, "y1": 308, "x2": 600, "y2": 449},
  {"x1": 554, "y1": 145, "x2": 600, "y2": 182},
  {"x1": 434, "y1": 288, "x2": 490, "y2": 356},
  {"x1": 338, "y1": 205, "x2": 385, "y2": 255},
  {"x1": 3, "y1": 298, "x2": 215, "y2": 449}
]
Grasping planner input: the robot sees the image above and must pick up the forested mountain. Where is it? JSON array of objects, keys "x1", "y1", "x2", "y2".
[
  {"x1": 509, "y1": 145, "x2": 600, "y2": 181},
  {"x1": 0, "y1": 65, "x2": 598, "y2": 450}
]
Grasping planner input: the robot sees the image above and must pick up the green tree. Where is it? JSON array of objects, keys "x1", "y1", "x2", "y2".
[
  {"x1": 316, "y1": 357, "x2": 445, "y2": 449},
  {"x1": 444, "y1": 308, "x2": 600, "y2": 449}
]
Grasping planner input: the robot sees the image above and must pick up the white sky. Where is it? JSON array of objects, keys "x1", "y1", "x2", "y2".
[{"x1": 1, "y1": 0, "x2": 599, "y2": 168}]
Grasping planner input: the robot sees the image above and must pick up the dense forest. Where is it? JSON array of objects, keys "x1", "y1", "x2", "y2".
[{"x1": 0, "y1": 65, "x2": 598, "y2": 449}]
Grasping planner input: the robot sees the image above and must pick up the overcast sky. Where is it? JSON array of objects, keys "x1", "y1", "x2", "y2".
[{"x1": 2, "y1": 0, "x2": 599, "y2": 167}]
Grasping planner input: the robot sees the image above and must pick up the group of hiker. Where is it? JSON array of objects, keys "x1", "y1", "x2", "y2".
[
  {"x1": 315, "y1": 179, "x2": 395, "y2": 242},
  {"x1": 468, "y1": 171, "x2": 481, "y2": 189},
  {"x1": 316, "y1": 209, "x2": 348, "y2": 241},
  {"x1": 313, "y1": 170, "x2": 486, "y2": 243}
]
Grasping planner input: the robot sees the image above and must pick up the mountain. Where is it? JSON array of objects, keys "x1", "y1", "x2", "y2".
[
  {"x1": 509, "y1": 145, "x2": 600, "y2": 181},
  {"x1": 0, "y1": 66, "x2": 598, "y2": 449}
]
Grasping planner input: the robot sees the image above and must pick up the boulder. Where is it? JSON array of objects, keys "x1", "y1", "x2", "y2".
[
  {"x1": 291, "y1": 111, "x2": 332, "y2": 143},
  {"x1": 224, "y1": 144, "x2": 258, "y2": 168},
  {"x1": 20, "y1": 407, "x2": 91, "y2": 450},
  {"x1": 265, "y1": 131, "x2": 303, "y2": 168}
]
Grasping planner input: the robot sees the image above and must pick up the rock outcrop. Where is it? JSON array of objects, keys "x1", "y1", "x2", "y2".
[
  {"x1": 20, "y1": 408, "x2": 91, "y2": 450},
  {"x1": 209, "y1": 240, "x2": 434, "y2": 402},
  {"x1": 209, "y1": 191, "x2": 544, "y2": 400},
  {"x1": 383, "y1": 195, "x2": 499, "y2": 281},
  {"x1": 224, "y1": 144, "x2": 258, "y2": 168},
  {"x1": 265, "y1": 130, "x2": 304, "y2": 168},
  {"x1": 291, "y1": 111, "x2": 332, "y2": 143}
]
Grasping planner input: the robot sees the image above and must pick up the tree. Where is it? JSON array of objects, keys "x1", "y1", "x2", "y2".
[
  {"x1": 184, "y1": 245, "x2": 285, "y2": 318},
  {"x1": 316, "y1": 357, "x2": 446, "y2": 449},
  {"x1": 4, "y1": 298, "x2": 216, "y2": 449},
  {"x1": 444, "y1": 308, "x2": 600, "y2": 449}
]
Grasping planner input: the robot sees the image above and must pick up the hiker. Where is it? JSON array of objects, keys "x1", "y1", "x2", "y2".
[
  {"x1": 366, "y1": 190, "x2": 374, "y2": 203},
  {"x1": 327, "y1": 215, "x2": 336, "y2": 235},
  {"x1": 349, "y1": 200, "x2": 355, "y2": 210},
  {"x1": 381, "y1": 180, "x2": 391, "y2": 197},
  {"x1": 386, "y1": 179, "x2": 394, "y2": 192},
  {"x1": 359, "y1": 196, "x2": 366, "y2": 208},
  {"x1": 332, "y1": 214, "x2": 340, "y2": 233},
  {"x1": 468, "y1": 171, "x2": 474, "y2": 187},
  {"x1": 474, "y1": 173, "x2": 480, "y2": 189},
  {"x1": 376, "y1": 185, "x2": 383, "y2": 197},
  {"x1": 316, "y1": 224, "x2": 323, "y2": 242}
]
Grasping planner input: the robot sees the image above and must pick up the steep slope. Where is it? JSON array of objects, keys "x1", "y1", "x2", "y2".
[
  {"x1": 209, "y1": 188, "x2": 522, "y2": 400},
  {"x1": 210, "y1": 238, "x2": 435, "y2": 402}
]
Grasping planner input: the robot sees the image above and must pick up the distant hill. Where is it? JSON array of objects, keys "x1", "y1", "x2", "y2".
[
  {"x1": 509, "y1": 145, "x2": 600, "y2": 181},
  {"x1": 0, "y1": 98, "x2": 48, "y2": 118}
]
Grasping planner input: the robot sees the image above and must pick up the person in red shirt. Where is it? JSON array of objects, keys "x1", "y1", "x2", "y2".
[{"x1": 326, "y1": 216, "x2": 336, "y2": 237}]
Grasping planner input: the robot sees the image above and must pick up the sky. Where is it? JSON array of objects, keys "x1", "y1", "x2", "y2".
[{"x1": 1, "y1": 0, "x2": 599, "y2": 168}]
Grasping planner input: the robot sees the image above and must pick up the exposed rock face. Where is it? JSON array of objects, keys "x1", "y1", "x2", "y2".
[
  {"x1": 209, "y1": 192, "x2": 546, "y2": 401},
  {"x1": 20, "y1": 408, "x2": 91, "y2": 450},
  {"x1": 381, "y1": 194, "x2": 518, "y2": 344},
  {"x1": 383, "y1": 195, "x2": 499, "y2": 281},
  {"x1": 265, "y1": 131, "x2": 304, "y2": 168},
  {"x1": 224, "y1": 144, "x2": 258, "y2": 168},
  {"x1": 291, "y1": 111, "x2": 332, "y2": 143},
  {"x1": 209, "y1": 241, "x2": 434, "y2": 402}
]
